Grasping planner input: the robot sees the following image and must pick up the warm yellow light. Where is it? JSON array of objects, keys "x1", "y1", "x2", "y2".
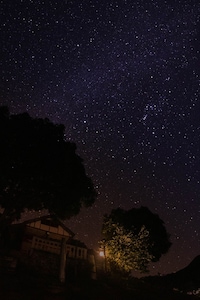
[{"x1": 99, "y1": 250, "x2": 105, "y2": 257}]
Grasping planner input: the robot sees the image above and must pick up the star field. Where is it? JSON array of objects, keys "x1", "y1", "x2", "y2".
[{"x1": 1, "y1": 0, "x2": 200, "y2": 275}]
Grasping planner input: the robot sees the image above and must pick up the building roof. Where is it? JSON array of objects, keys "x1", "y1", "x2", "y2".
[{"x1": 16, "y1": 214, "x2": 75, "y2": 238}]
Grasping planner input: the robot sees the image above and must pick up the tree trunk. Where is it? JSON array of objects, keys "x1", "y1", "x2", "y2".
[{"x1": 0, "y1": 208, "x2": 17, "y2": 250}]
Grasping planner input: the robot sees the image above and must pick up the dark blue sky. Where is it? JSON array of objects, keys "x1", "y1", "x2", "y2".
[{"x1": 1, "y1": 0, "x2": 200, "y2": 275}]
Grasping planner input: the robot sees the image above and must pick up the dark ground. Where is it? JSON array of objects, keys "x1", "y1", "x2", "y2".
[{"x1": 0, "y1": 269, "x2": 198, "y2": 300}]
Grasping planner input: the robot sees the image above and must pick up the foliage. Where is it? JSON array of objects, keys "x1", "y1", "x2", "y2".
[
  {"x1": 101, "y1": 219, "x2": 153, "y2": 273},
  {"x1": 0, "y1": 106, "x2": 96, "y2": 226},
  {"x1": 101, "y1": 207, "x2": 171, "y2": 273}
]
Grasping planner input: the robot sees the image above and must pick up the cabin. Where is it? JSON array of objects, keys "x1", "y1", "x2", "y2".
[
  {"x1": 20, "y1": 215, "x2": 87, "y2": 259},
  {"x1": 8, "y1": 215, "x2": 93, "y2": 281}
]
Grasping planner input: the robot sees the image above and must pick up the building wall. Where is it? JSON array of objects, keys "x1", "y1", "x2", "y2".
[
  {"x1": 21, "y1": 224, "x2": 87, "y2": 260},
  {"x1": 22, "y1": 249, "x2": 60, "y2": 275}
]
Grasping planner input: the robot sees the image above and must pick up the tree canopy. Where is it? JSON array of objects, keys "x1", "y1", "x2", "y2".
[
  {"x1": 101, "y1": 206, "x2": 171, "y2": 273},
  {"x1": 0, "y1": 106, "x2": 96, "y2": 225}
]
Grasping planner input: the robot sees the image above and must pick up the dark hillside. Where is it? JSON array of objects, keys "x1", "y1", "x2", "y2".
[
  {"x1": 167, "y1": 255, "x2": 200, "y2": 292},
  {"x1": 144, "y1": 255, "x2": 200, "y2": 296}
]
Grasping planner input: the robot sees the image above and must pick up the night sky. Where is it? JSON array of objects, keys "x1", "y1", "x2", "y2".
[{"x1": 1, "y1": 0, "x2": 200, "y2": 276}]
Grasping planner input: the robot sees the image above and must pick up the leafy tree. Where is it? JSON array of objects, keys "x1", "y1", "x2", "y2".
[
  {"x1": 0, "y1": 106, "x2": 96, "y2": 229},
  {"x1": 101, "y1": 207, "x2": 171, "y2": 273},
  {"x1": 101, "y1": 220, "x2": 153, "y2": 273}
]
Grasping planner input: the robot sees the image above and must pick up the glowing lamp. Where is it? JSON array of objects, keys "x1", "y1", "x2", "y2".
[{"x1": 99, "y1": 250, "x2": 105, "y2": 257}]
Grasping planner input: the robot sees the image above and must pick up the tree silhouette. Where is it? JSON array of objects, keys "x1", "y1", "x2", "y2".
[
  {"x1": 0, "y1": 106, "x2": 96, "y2": 229},
  {"x1": 101, "y1": 206, "x2": 171, "y2": 273}
]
